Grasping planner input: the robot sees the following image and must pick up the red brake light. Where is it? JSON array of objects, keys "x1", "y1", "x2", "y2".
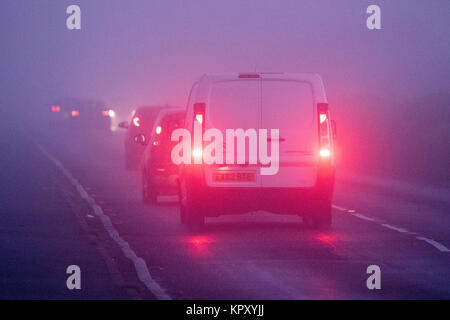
[
  {"x1": 192, "y1": 149, "x2": 203, "y2": 158},
  {"x1": 318, "y1": 103, "x2": 331, "y2": 158},
  {"x1": 71, "y1": 110, "x2": 79, "y2": 117},
  {"x1": 102, "y1": 110, "x2": 109, "y2": 116},
  {"x1": 51, "y1": 105, "x2": 60, "y2": 112},
  {"x1": 155, "y1": 125, "x2": 162, "y2": 135},
  {"x1": 132, "y1": 116, "x2": 140, "y2": 127},
  {"x1": 193, "y1": 103, "x2": 205, "y2": 130},
  {"x1": 320, "y1": 149, "x2": 331, "y2": 158},
  {"x1": 195, "y1": 113, "x2": 203, "y2": 124},
  {"x1": 193, "y1": 103, "x2": 206, "y2": 164},
  {"x1": 194, "y1": 102, "x2": 205, "y2": 113}
]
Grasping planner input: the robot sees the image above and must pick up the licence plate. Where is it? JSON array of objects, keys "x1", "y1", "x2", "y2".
[{"x1": 214, "y1": 172, "x2": 255, "y2": 182}]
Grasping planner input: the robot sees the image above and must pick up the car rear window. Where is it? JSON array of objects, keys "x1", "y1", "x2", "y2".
[{"x1": 166, "y1": 115, "x2": 184, "y2": 137}]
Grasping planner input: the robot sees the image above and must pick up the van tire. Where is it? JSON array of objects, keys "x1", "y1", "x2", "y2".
[
  {"x1": 306, "y1": 198, "x2": 332, "y2": 228},
  {"x1": 178, "y1": 179, "x2": 205, "y2": 230},
  {"x1": 181, "y1": 203, "x2": 205, "y2": 230},
  {"x1": 142, "y1": 171, "x2": 157, "y2": 205}
]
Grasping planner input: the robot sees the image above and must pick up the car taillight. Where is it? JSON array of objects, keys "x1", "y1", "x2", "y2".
[
  {"x1": 152, "y1": 125, "x2": 163, "y2": 147},
  {"x1": 108, "y1": 109, "x2": 115, "y2": 117},
  {"x1": 132, "y1": 116, "x2": 140, "y2": 127},
  {"x1": 71, "y1": 110, "x2": 79, "y2": 117},
  {"x1": 51, "y1": 105, "x2": 60, "y2": 112},
  {"x1": 318, "y1": 103, "x2": 331, "y2": 158},
  {"x1": 193, "y1": 103, "x2": 205, "y2": 163},
  {"x1": 102, "y1": 109, "x2": 115, "y2": 117}
]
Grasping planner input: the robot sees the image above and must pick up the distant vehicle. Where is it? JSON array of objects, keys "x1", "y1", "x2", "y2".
[
  {"x1": 139, "y1": 108, "x2": 186, "y2": 204},
  {"x1": 178, "y1": 72, "x2": 336, "y2": 228},
  {"x1": 49, "y1": 98, "x2": 114, "y2": 131},
  {"x1": 118, "y1": 105, "x2": 180, "y2": 170}
]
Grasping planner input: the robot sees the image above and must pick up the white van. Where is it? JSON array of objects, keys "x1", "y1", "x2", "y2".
[{"x1": 178, "y1": 72, "x2": 336, "y2": 228}]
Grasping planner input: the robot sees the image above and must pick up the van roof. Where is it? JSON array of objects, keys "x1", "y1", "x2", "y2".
[
  {"x1": 197, "y1": 72, "x2": 327, "y2": 102},
  {"x1": 200, "y1": 72, "x2": 321, "y2": 80}
]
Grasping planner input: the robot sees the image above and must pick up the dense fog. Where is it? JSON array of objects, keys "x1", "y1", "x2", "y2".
[{"x1": 1, "y1": 0, "x2": 449, "y2": 186}]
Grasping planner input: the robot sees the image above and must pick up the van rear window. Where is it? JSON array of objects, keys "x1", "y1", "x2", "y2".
[
  {"x1": 209, "y1": 80, "x2": 260, "y2": 130},
  {"x1": 261, "y1": 80, "x2": 314, "y2": 128}
]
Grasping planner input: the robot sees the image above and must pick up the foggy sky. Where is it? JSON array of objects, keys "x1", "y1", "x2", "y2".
[{"x1": 1, "y1": 0, "x2": 449, "y2": 120}]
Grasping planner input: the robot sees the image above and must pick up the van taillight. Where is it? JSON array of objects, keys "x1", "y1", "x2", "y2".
[
  {"x1": 192, "y1": 149, "x2": 203, "y2": 158},
  {"x1": 51, "y1": 105, "x2": 60, "y2": 112},
  {"x1": 155, "y1": 125, "x2": 162, "y2": 135},
  {"x1": 195, "y1": 113, "x2": 203, "y2": 124},
  {"x1": 318, "y1": 103, "x2": 331, "y2": 158},
  {"x1": 132, "y1": 116, "x2": 140, "y2": 127},
  {"x1": 193, "y1": 103, "x2": 205, "y2": 163},
  {"x1": 320, "y1": 149, "x2": 331, "y2": 157},
  {"x1": 71, "y1": 110, "x2": 79, "y2": 117}
]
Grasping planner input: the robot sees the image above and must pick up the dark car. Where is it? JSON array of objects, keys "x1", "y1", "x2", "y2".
[
  {"x1": 140, "y1": 108, "x2": 185, "y2": 204},
  {"x1": 49, "y1": 98, "x2": 113, "y2": 131},
  {"x1": 119, "y1": 105, "x2": 180, "y2": 170}
]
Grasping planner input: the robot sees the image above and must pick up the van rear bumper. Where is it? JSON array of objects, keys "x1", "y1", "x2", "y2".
[
  {"x1": 199, "y1": 187, "x2": 321, "y2": 216},
  {"x1": 182, "y1": 167, "x2": 335, "y2": 217}
]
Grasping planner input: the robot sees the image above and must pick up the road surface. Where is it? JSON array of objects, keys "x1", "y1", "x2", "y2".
[{"x1": 1, "y1": 128, "x2": 449, "y2": 299}]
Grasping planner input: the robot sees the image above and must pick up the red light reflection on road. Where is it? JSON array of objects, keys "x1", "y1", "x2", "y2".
[
  {"x1": 314, "y1": 233, "x2": 337, "y2": 248},
  {"x1": 186, "y1": 235, "x2": 214, "y2": 257}
]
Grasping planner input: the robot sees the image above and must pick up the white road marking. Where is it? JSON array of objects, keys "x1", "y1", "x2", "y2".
[
  {"x1": 381, "y1": 224, "x2": 409, "y2": 233},
  {"x1": 333, "y1": 203, "x2": 449, "y2": 254},
  {"x1": 332, "y1": 205, "x2": 348, "y2": 212},
  {"x1": 353, "y1": 213, "x2": 376, "y2": 222},
  {"x1": 416, "y1": 237, "x2": 450, "y2": 253},
  {"x1": 38, "y1": 145, "x2": 172, "y2": 300}
]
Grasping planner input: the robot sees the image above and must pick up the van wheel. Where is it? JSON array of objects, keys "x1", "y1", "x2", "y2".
[
  {"x1": 178, "y1": 180, "x2": 204, "y2": 230},
  {"x1": 305, "y1": 199, "x2": 332, "y2": 228},
  {"x1": 142, "y1": 171, "x2": 157, "y2": 205},
  {"x1": 187, "y1": 206, "x2": 205, "y2": 230},
  {"x1": 180, "y1": 202, "x2": 205, "y2": 229}
]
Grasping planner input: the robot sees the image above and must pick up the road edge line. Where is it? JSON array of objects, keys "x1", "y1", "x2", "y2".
[
  {"x1": 37, "y1": 144, "x2": 172, "y2": 300},
  {"x1": 416, "y1": 237, "x2": 450, "y2": 253}
]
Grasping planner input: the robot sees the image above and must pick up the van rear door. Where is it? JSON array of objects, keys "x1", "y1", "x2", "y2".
[
  {"x1": 204, "y1": 79, "x2": 262, "y2": 187},
  {"x1": 260, "y1": 78, "x2": 317, "y2": 188}
]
